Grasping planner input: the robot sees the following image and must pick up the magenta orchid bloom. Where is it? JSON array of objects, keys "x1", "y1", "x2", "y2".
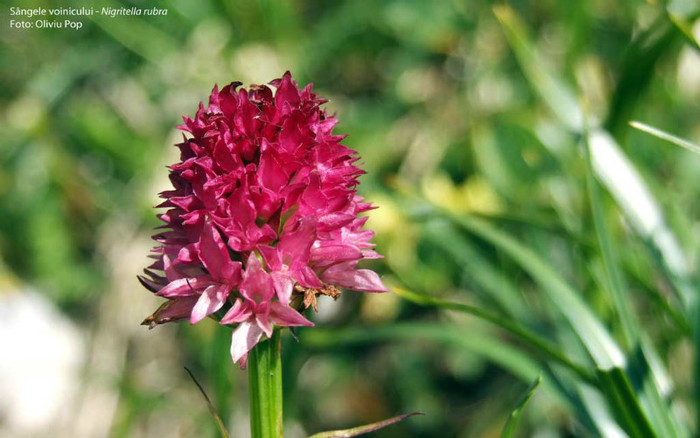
[{"x1": 139, "y1": 72, "x2": 387, "y2": 367}]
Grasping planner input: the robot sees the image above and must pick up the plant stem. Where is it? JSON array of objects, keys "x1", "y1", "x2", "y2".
[{"x1": 248, "y1": 330, "x2": 283, "y2": 438}]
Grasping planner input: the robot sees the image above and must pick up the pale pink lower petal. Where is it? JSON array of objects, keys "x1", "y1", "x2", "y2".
[
  {"x1": 256, "y1": 313, "x2": 273, "y2": 338},
  {"x1": 238, "y1": 353, "x2": 249, "y2": 369},
  {"x1": 157, "y1": 276, "x2": 215, "y2": 297},
  {"x1": 240, "y1": 253, "x2": 275, "y2": 303},
  {"x1": 269, "y1": 302, "x2": 314, "y2": 327},
  {"x1": 271, "y1": 273, "x2": 294, "y2": 305},
  {"x1": 190, "y1": 284, "x2": 229, "y2": 324},
  {"x1": 230, "y1": 321, "x2": 264, "y2": 366},
  {"x1": 321, "y1": 267, "x2": 388, "y2": 292},
  {"x1": 220, "y1": 299, "x2": 252, "y2": 324}
]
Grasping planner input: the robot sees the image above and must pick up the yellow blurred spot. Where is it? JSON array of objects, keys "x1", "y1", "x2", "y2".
[
  {"x1": 366, "y1": 193, "x2": 401, "y2": 234},
  {"x1": 360, "y1": 290, "x2": 400, "y2": 323},
  {"x1": 6, "y1": 95, "x2": 45, "y2": 132},
  {"x1": 421, "y1": 172, "x2": 502, "y2": 214}
]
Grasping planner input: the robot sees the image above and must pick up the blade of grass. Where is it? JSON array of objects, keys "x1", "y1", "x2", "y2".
[
  {"x1": 308, "y1": 412, "x2": 423, "y2": 438},
  {"x1": 493, "y1": 5, "x2": 583, "y2": 132},
  {"x1": 667, "y1": 12, "x2": 700, "y2": 52},
  {"x1": 583, "y1": 126, "x2": 637, "y2": 348},
  {"x1": 588, "y1": 130, "x2": 695, "y2": 309},
  {"x1": 184, "y1": 367, "x2": 230, "y2": 438},
  {"x1": 302, "y1": 323, "x2": 541, "y2": 383},
  {"x1": 395, "y1": 287, "x2": 595, "y2": 383},
  {"x1": 493, "y1": 3, "x2": 694, "y2": 312},
  {"x1": 604, "y1": 16, "x2": 677, "y2": 137},
  {"x1": 597, "y1": 368, "x2": 658, "y2": 438},
  {"x1": 439, "y1": 209, "x2": 625, "y2": 370},
  {"x1": 422, "y1": 220, "x2": 532, "y2": 322},
  {"x1": 501, "y1": 376, "x2": 541, "y2": 438},
  {"x1": 584, "y1": 128, "x2": 687, "y2": 437},
  {"x1": 629, "y1": 121, "x2": 700, "y2": 155}
]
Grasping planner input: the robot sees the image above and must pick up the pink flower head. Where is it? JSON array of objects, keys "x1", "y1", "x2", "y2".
[{"x1": 139, "y1": 72, "x2": 387, "y2": 367}]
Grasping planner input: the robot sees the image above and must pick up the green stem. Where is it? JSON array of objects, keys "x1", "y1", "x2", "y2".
[{"x1": 248, "y1": 330, "x2": 283, "y2": 438}]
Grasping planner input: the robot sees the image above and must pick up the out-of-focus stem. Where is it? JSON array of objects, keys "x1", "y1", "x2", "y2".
[{"x1": 248, "y1": 330, "x2": 283, "y2": 438}]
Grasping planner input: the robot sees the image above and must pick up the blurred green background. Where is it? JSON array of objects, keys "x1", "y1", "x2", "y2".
[{"x1": 1, "y1": 0, "x2": 699, "y2": 437}]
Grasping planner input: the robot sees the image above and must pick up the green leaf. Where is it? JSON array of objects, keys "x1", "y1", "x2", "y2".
[
  {"x1": 501, "y1": 376, "x2": 541, "y2": 438},
  {"x1": 629, "y1": 121, "x2": 700, "y2": 155},
  {"x1": 308, "y1": 412, "x2": 423, "y2": 438},
  {"x1": 597, "y1": 368, "x2": 658, "y2": 438}
]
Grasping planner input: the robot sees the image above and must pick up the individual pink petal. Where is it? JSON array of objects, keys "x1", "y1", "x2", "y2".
[
  {"x1": 163, "y1": 255, "x2": 184, "y2": 281},
  {"x1": 279, "y1": 216, "x2": 317, "y2": 260},
  {"x1": 190, "y1": 284, "x2": 230, "y2": 324},
  {"x1": 238, "y1": 353, "x2": 250, "y2": 369},
  {"x1": 321, "y1": 263, "x2": 388, "y2": 292},
  {"x1": 293, "y1": 265, "x2": 323, "y2": 289},
  {"x1": 220, "y1": 299, "x2": 252, "y2": 324},
  {"x1": 142, "y1": 296, "x2": 199, "y2": 328},
  {"x1": 157, "y1": 277, "x2": 216, "y2": 297},
  {"x1": 258, "y1": 245, "x2": 282, "y2": 271},
  {"x1": 240, "y1": 253, "x2": 275, "y2": 303},
  {"x1": 269, "y1": 302, "x2": 314, "y2": 327},
  {"x1": 230, "y1": 321, "x2": 265, "y2": 367},
  {"x1": 310, "y1": 244, "x2": 362, "y2": 263},
  {"x1": 270, "y1": 273, "x2": 294, "y2": 305},
  {"x1": 256, "y1": 310, "x2": 273, "y2": 338},
  {"x1": 198, "y1": 221, "x2": 241, "y2": 283}
]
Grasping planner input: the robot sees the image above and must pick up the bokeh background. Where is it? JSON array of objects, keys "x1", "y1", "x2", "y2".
[{"x1": 2, "y1": 0, "x2": 699, "y2": 437}]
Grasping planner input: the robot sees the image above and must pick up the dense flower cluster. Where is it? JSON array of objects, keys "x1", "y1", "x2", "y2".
[{"x1": 139, "y1": 72, "x2": 386, "y2": 367}]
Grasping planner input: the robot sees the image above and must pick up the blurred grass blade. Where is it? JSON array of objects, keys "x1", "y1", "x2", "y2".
[
  {"x1": 501, "y1": 376, "x2": 541, "y2": 438},
  {"x1": 667, "y1": 12, "x2": 700, "y2": 52},
  {"x1": 442, "y1": 211, "x2": 625, "y2": 369},
  {"x1": 91, "y1": 14, "x2": 176, "y2": 62},
  {"x1": 629, "y1": 121, "x2": 700, "y2": 154},
  {"x1": 423, "y1": 219, "x2": 531, "y2": 322},
  {"x1": 184, "y1": 367, "x2": 230, "y2": 438},
  {"x1": 303, "y1": 323, "x2": 541, "y2": 382},
  {"x1": 308, "y1": 412, "x2": 423, "y2": 438},
  {"x1": 494, "y1": 2, "x2": 693, "y2": 308},
  {"x1": 597, "y1": 368, "x2": 658, "y2": 438},
  {"x1": 584, "y1": 130, "x2": 686, "y2": 437},
  {"x1": 604, "y1": 15, "x2": 676, "y2": 136},
  {"x1": 493, "y1": 5, "x2": 582, "y2": 132},
  {"x1": 583, "y1": 128, "x2": 637, "y2": 347},
  {"x1": 588, "y1": 130, "x2": 694, "y2": 308},
  {"x1": 395, "y1": 287, "x2": 594, "y2": 382}
]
